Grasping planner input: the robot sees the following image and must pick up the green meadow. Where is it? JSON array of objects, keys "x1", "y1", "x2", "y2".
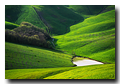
[
  {"x1": 5, "y1": 5, "x2": 115, "y2": 79},
  {"x1": 54, "y1": 9, "x2": 115, "y2": 64},
  {"x1": 5, "y1": 64, "x2": 115, "y2": 79},
  {"x1": 5, "y1": 42, "x2": 74, "y2": 70}
]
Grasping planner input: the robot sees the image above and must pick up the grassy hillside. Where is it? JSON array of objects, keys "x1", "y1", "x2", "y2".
[
  {"x1": 67, "y1": 5, "x2": 108, "y2": 15},
  {"x1": 5, "y1": 5, "x2": 22, "y2": 22},
  {"x1": 5, "y1": 5, "x2": 84, "y2": 35},
  {"x1": 54, "y1": 10, "x2": 115, "y2": 64},
  {"x1": 5, "y1": 42, "x2": 74, "y2": 70},
  {"x1": 45, "y1": 64, "x2": 115, "y2": 79},
  {"x1": 32, "y1": 5, "x2": 84, "y2": 35},
  {"x1": 5, "y1": 5, "x2": 47, "y2": 30},
  {"x1": 5, "y1": 5, "x2": 115, "y2": 79},
  {"x1": 5, "y1": 64, "x2": 115, "y2": 79},
  {"x1": 5, "y1": 21, "x2": 19, "y2": 29}
]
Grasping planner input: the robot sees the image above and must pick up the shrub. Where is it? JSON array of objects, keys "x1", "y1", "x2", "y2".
[{"x1": 5, "y1": 22, "x2": 52, "y2": 49}]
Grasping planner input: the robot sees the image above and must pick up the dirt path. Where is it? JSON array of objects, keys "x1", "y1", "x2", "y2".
[{"x1": 51, "y1": 38, "x2": 55, "y2": 48}]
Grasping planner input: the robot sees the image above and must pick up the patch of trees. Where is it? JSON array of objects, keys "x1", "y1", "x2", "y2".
[{"x1": 5, "y1": 22, "x2": 52, "y2": 49}]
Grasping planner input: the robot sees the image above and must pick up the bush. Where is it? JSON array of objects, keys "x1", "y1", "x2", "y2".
[{"x1": 5, "y1": 22, "x2": 52, "y2": 49}]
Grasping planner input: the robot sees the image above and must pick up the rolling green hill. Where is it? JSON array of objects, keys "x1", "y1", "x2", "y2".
[
  {"x1": 66, "y1": 5, "x2": 115, "y2": 19},
  {"x1": 68, "y1": 5, "x2": 108, "y2": 15},
  {"x1": 5, "y1": 64, "x2": 115, "y2": 79},
  {"x1": 5, "y1": 5, "x2": 84, "y2": 35},
  {"x1": 5, "y1": 42, "x2": 74, "y2": 70},
  {"x1": 32, "y1": 5, "x2": 84, "y2": 35},
  {"x1": 45, "y1": 64, "x2": 115, "y2": 79},
  {"x1": 54, "y1": 10, "x2": 115, "y2": 64},
  {"x1": 5, "y1": 5, "x2": 47, "y2": 30},
  {"x1": 5, "y1": 5, "x2": 115, "y2": 79}
]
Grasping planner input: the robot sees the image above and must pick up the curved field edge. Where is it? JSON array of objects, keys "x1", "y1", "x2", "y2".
[
  {"x1": 5, "y1": 67, "x2": 76, "y2": 79},
  {"x1": 69, "y1": 10, "x2": 115, "y2": 32},
  {"x1": 5, "y1": 21, "x2": 20, "y2": 29},
  {"x1": 5, "y1": 64, "x2": 115, "y2": 79},
  {"x1": 44, "y1": 64, "x2": 115, "y2": 79},
  {"x1": 5, "y1": 42, "x2": 74, "y2": 70}
]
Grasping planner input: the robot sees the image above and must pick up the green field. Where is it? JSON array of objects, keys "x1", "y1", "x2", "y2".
[
  {"x1": 5, "y1": 5, "x2": 115, "y2": 79},
  {"x1": 5, "y1": 64, "x2": 115, "y2": 79},
  {"x1": 5, "y1": 5, "x2": 47, "y2": 30},
  {"x1": 5, "y1": 42, "x2": 74, "y2": 70},
  {"x1": 54, "y1": 10, "x2": 115, "y2": 64}
]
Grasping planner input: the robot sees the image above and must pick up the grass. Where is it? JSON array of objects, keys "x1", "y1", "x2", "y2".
[
  {"x1": 5, "y1": 64, "x2": 115, "y2": 79},
  {"x1": 5, "y1": 67, "x2": 76, "y2": 79},
  {"x1": 69, "y1": 10, "x2": 115, "y2": 32},
  {"x1": 5, "y1": 21, "x2": 19, "y2": 29},
  {"x1": 15, "y1": 5, "x2": 47, "y2": 30},
  {"x1": 54, "y1": 10, "x2": 115, "y2": 64},
  {"x1": 5, "y1": 42, "x2": 74, "y2": 70},
  {"x1": 72, "y1": 57, "x2": 88, "y2": 61},
  {"x1": 5, "y1": 6, "x2": 115, "y2": 79},
  {"x1": 67, "y1": 5, "x2": 108, "y2": 15},
  {"x1": 44, "y1": 64, "x2": 115, "y2": 79},
  {"x1": 5, "y1": 5, "x2": 47, "y2": 30},
  {"x1": 5, "y1": 5, "x2": 84, "y2": 35},
  {"x1": 32, "y1": 5, "x2": 84, "y2": 35},
  {"x1": 89, "y1": 48, "x2": 115, "y2": 64}
]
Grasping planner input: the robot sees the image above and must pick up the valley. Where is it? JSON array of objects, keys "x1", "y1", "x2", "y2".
[{"x1": 5, "y1": 5, "x2": 115, "y2": 79}]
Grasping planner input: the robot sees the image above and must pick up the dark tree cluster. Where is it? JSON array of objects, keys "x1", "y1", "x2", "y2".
[{"x1": 5, "y1": 22, "x2": 52, "y2": 49}]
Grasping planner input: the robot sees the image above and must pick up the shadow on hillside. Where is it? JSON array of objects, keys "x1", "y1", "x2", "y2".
[
  {"x1": 64, "y1": 18, "x2": 84, "y2": 34},
  {"x1": 5, "y1": 41, "x2": 64, "y2": 54},
  {"x1": 33, "y1": 5, "x2": 84, "y2": 35},
  {"x1": 58, "y1": 16, "x2": 84, "y2": 35}
]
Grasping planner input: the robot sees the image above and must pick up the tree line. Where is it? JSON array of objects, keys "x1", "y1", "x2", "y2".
[{"x1": 5, "y1": 22, "x2": 53, "y2": 49}]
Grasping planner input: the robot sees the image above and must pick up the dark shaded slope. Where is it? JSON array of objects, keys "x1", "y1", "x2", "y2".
[
  {"x1": 32, "y1": 6, "x2": 52, "y2": 33},
  {"x1": 5, "y1": 5, "x2": 47, "y2": 30},
  {"x1": 98, "y1": 5, "x2": 115, "y2": 14},
  {"x1": 67, "y1": 5, "x2": 108, "y2": 15},
  {"x1": 5, "y1": 5, "x2": 22, "y2": 22},
  {"x1": 32, "y1": 5, "x2": 84, "y2": 35},
  {"x1": 5, "y1": 5, "x2": 84, "y2": 35}
]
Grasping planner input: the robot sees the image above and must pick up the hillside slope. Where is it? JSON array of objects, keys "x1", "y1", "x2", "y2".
[
  {"x1": 5, "y1": 5, "x2": 84, "y2": 35},
  {"x1": 5, "y1": 42, "x2": 74, "y2": 70},
  {"x1": 5, "y1": 5, "x2": 115, "y2": 80},
  {"x1": 67, "y1": 5, "x2": 108, "y2": 15},
  {"x1": 45, "y1": 64, "x2": 115, "y2": 79},
  {"x1": 54, "y1": 10, "x2": 115, "y2": 63},
  {"x1": 5, "y1": 64, "x2": 115, "y2": 79},
  {"x1": 5, "y1": 21, "x2": 19, "y2": 29},
  {"x1": 32, "y1": 5, "x2": 84, "y2": 35},
  {"x1": 5, "y1": 5, "x2": 47, "y2": 30}
]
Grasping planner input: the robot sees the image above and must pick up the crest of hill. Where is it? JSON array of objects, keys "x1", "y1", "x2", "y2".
[
  {"x1": 5, "y1": 5, "x2": 47, "y2": 30},
  {"x1": 32, "y1": 5, "x2": 84, "y2": 35},
  {"x1": 5, "y1": 22, "x2": 52, "y2": 48}
]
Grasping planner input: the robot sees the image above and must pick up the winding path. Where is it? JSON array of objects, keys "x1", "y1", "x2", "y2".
[{"x1": 51, "y1": 38, "x2": 55, "y2": 48}]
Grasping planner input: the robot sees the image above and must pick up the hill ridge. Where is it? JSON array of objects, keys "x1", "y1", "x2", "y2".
[{"x1": 32, "y1": 6, "x2": 51, "y2": 33}]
